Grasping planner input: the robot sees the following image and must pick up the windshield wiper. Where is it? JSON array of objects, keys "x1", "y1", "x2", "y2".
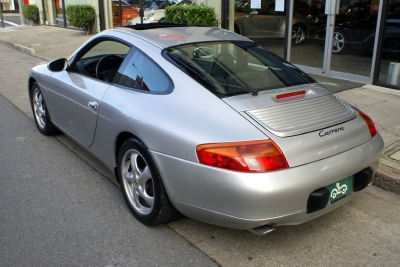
[
  {"x1": 214, "y1": 82, "x2": 258, "y2": 96},
  {"x1": 167, "y1": 52, "x2": 218, "y2": 91}
]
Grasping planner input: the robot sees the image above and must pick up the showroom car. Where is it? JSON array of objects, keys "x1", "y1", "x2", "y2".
[
  {"x1": 314, "y1": 4, "x2": 400, "y2": 55},
  {"x1": 234, "y1": 0, "x2": 318, "y2": 44},
  {"x1": 28, "y1": 25, "x2": 384, "y2": 235}
]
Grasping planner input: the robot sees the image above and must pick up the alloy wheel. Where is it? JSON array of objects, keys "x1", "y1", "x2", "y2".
[
  {"x1": 332, "y1": 32, "x2": 345, "y2": 53},
  {"x1": 32, "y1": 88, "x2": 46, "y2": 130},
  {"x1": 121, "y1": 149, "x2": 155, "y2": 215},
  {"x1": 292, "y1": 26, "x2": 306, "y2": 44}
]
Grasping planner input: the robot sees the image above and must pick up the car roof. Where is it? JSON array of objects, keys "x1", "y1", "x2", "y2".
[{"x1": 112, "y1": 25, "x2": 250, "y2": 48}]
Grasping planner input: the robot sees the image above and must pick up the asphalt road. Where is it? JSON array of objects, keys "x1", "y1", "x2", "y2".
[
  {"x1": 1, "y1": 43, "x2": 400, "y2": 266},
  {"x1": 0, "y1": 88, "x2": 216, "y2": 266},
  {"x1": 0, "y1": 48, "x2": 216, "y2": 266}
]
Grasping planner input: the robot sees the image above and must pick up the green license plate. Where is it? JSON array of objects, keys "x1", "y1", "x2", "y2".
[{"x1": 325, "y1": 176, "x2": 353, "y2": 204}]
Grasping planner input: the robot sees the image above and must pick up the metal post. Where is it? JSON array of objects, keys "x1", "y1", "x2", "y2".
[
  {"x1": 220, "y1": 0, "x2": 228, "y2": 29},
  {"x1": 61, "y1": 0, "x2": 67, "y2": 27},
  {"x1": 41, "y1": 0, "x2": 46, "y2": 25},
  {"x1": 18, "y1": 0, "x2": 26, "y2": 25},
  {"x1": 370, "y1": 0, "x2": 388, "y2": 84},
  {"x1": 322, "y1": 0, "x2": 338, "y2": 76},
  {"x1": 284, "y1": 0, "x2": 294, "y2": 61},
  {"x1": 1, "y1": 2, "x2": 5, "y2": 28},
  {"x1": 140, "y1": 0, "x2": 143, "y2": 24},
  {"x1": 228, "y1": 0, "x2": 234, "y2": 31},
  {"x1": 119, "y1": 0, "x2": 122, "y2": 26},
  {"x1": 98, "y1": 0, "x2": 105, "y2": 31}
]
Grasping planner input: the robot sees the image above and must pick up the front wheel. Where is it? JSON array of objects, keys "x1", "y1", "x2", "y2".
[
  {"x1": 332, "y1": 30, "x2": 347, "y2": 54},
  {"x1": 118, "y1": 138, "x2": 180, "y2": 225},
  {"x1": 31, "y1": 83, "x2": 58, "y2": 135}
]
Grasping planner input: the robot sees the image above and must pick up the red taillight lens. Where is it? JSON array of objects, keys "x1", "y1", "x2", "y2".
[
  {"x1": 359, "y1": 111, "x2": 377, "y2": 138},
  {"x1": 196, "y1": 140, "x2": 289, "y2": 172},
  {"x1": 276, "y1": 90, "x2": 306, "y2": 99}
]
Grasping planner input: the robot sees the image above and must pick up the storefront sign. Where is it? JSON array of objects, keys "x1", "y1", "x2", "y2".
[
  {"x1": 276, "y1": 0, "x2": 284, "y2": 12},
  {"x1": 250, "y1": 0, "x2": 261, "y2": 9}
]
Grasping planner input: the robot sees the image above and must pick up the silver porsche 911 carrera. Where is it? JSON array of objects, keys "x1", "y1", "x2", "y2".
[{"x1": 28, "y1": 25, "x2": 384, "y2": 235}]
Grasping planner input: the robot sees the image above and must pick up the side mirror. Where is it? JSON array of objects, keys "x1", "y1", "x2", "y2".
[{"x1": 48, "y1": 58, "x2": 68, "y2": 72}]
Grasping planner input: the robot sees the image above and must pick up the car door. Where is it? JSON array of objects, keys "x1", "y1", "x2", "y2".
[
  {"x1": 247, "y1": 3, "x2": 284, "y2": 38},
  {"x1": 46, "y1": 38, "x2": 131, "y2": 146}
]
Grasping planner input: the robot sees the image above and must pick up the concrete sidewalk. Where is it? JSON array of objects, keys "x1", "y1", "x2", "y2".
[{"x1": 0, "y1": 25, "x2": 399, "y2": 194}]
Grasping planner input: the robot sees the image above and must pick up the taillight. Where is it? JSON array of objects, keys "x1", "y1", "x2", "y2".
[
  {"x1": 359, "y1": 111, "x2": 377, "y2": 138},
  {"x1": 276, "y1": 90, "x2": 306, "y2": 99},
  {"x1": 196, "y1": 140, "x2": 289, "y2": 172}
]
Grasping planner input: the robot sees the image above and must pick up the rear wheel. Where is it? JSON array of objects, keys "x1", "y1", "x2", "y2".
[
  {"x1": 292, "y1": 25, "x2": 306, "y2": 45},
  {"x1": 332, "y1": 30, "x2": 347, "y2": 54},
  {"x1": 31, "y1": 83, "x2": 58, "y2": 135},
  {"x1": 118, "y1": 138, "x2": 180, "y2": 225}
]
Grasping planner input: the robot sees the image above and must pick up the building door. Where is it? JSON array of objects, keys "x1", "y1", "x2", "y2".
[{"x1": 288, "y1": 0, "x2": 383, "y2": 84}]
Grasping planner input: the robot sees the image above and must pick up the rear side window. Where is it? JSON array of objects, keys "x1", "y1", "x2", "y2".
[
  {"x1": 114, "y1": 47, "x2": 172, "y2": 94},
  {"x1": 165, "y1": 41, "x2": 313, "y2": 97}
]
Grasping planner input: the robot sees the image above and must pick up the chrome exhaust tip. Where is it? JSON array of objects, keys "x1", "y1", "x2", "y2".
[{"x1": 248, "y1": 224, "x2": 275, "y2": 236}]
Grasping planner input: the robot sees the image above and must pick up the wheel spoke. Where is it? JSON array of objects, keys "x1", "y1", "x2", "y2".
[
  {"x1": 131, "y1": 153, "x2": 141, "y2": 178},
  {"x1": 38, "y1": 94, "x2": 43, "y2": 106},
  {"x1": 137, "y1": 166, "x2": 151, "y2": 187},
  {"x1": 34, "y1": 93, "x2": 40, "y2": 106},
  {"x1": 137, "y1": 188, "x2": 154, "y2": 207},
  {"x1": 124, "y1": 166, "x2": 135, "y2": 183},
  {"x1": 38, "y1": 108, "x2": 46, "y2": 118}
]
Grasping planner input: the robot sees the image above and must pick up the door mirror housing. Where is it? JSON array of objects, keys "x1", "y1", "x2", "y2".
[{"x1": 48, "y1": 58, "x2": 68, "y2": 72}]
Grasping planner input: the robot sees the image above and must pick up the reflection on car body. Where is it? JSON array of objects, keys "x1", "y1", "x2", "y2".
[{"x1": 28, "y1": 25, "x2": 384, "y2": 235}]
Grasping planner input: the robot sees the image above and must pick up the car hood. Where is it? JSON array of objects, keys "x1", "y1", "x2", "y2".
[{"x1": 222, "y1": 83, "x2": 373, "y2": 167}]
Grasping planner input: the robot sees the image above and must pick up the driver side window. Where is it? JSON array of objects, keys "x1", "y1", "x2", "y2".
[{"x1": 71, "y1": 39, "x2": 130, "y2": 82}]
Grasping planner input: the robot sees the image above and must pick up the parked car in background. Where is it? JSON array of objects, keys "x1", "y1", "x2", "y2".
[
  {"x1": 28, "y1": 24, "x2": 383, "y2": 235},
  {"x1": 362, "y1": 21, "x2": 400, "y2": 61},
  {"x1": 112, "y1": 0, "x2": 139, "y2": 26},
  {"x1": 234, "y1": 0, "x2": 318, "y2": 44},
  {"x1": 128, "y1": 0, "x2": 194, "y2": 25},
  {"x1": 315, "y1": 12, "x2": 400, "y2": 55}
]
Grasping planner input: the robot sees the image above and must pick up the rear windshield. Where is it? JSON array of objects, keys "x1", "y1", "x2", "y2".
[{"x1": 164, "y1": 41, "x2": 314, "y2": 97}]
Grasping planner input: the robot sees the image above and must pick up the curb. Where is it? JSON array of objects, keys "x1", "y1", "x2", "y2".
[
  {"x1": 0, "y1": 39, "x2": 36, "y2": 56},
  {"x1": 373, "y1": 164, "x2": 400, "y2": 195}
]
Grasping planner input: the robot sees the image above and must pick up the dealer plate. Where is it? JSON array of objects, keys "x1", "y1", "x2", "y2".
[{"x1": 325, "y1": 176, "x2": 353, "y2": 204}]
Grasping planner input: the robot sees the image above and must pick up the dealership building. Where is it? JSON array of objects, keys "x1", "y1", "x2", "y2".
[{"x1": 1, "y1": 0, "x2": 399, "y2": 89}]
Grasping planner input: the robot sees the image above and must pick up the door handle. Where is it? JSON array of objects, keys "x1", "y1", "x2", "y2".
[{"x1": 88, "y1": 101, "x2": 98, "y2": 111}]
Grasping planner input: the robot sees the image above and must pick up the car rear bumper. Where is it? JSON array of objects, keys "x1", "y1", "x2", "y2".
[{"x1": 151, "y1": 133, "x2": 384, "y2": 230}]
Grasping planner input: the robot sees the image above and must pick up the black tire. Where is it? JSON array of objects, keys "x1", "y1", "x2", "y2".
[
  {"x1": 332, "y1": 30, "x2": 347, "y2": 54},
  {"x1": 292, "y1": 25, "x2": 306, "y2": 45},
  {"x1": 31, "y1": 82, "x2": 59, "y2": 135},
  {"x1": 234, "y1": 24, "x2": 240, "y2": 35},
  {"x1": 383, "y1": 39, "x2": 400, "y2": 61},
  {"x1": 117, "y1": 138, "x2": 180, "y2": 225}
]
